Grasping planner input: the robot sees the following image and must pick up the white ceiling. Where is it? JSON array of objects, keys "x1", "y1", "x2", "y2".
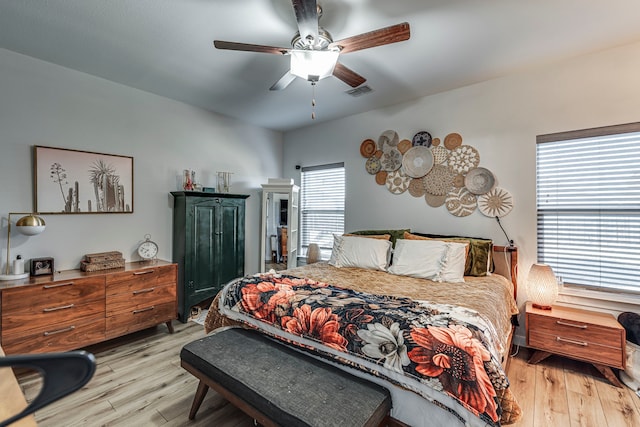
[{"x1": 1, "y1": 0, "x2": 640, "y2": 132}]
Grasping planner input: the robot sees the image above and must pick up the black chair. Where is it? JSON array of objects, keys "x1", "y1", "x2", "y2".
[{"x1": 0, "y1": 351, "x2": 96, "y2": 427}]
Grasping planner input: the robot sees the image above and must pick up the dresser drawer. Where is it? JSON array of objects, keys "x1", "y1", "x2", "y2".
[
  {"x1": 528, "y1": 328, "x2": 624, "y2": 368},
  {"x1": 2, "y1": 300, "x2": 105, "y2": 336},
  {"x1": 106, "y1": 283, "x2": 176, "y2": 316},
  {"x1": 106, "y1": 301, "x2": 176, "y2": 339},
  {"x1": 1, "y1": 277, "x2": 105, "y2": 313},
  {"x1": 1, "y1": 316, "x2": 105, "y2": 355},
  {"x1": 527, "y1": 312, "x2": 622, "y2": 347},
  {"x1": 106, "y1": 265, "x2": 176, "y2": 295}
]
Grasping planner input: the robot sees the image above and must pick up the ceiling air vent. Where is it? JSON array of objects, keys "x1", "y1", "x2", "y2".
[{"x1": 345, "y1": 85, "x2": 373, "y2": 97}]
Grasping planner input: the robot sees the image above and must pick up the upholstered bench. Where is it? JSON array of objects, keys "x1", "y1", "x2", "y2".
[{"x1": 180, "y1": 328, "x2": 392, "y2": 427}]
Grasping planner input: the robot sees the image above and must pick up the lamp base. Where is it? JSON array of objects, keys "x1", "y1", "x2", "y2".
[
  {"x1": 0, "y1": 272, "x2": 30, "y2": 281},
  {"x1": 532, "y1": 303, "x2": 553, "y2": 310}
]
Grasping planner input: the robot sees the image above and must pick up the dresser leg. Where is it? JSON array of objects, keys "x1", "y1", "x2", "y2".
[
  {"x1": 166, "y1": 320, "x2": 174, "y2": 334},
  {"x1": 592, "y1": 363, "x2": 624, "y2": 388},
  {"x1": 527, "y1": 350, "x2": 552, "y2": 364}
]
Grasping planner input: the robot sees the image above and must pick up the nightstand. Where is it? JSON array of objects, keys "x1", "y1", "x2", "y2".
[{"x1": 525, "y1": 301, "x2": 626, "y2": 387}]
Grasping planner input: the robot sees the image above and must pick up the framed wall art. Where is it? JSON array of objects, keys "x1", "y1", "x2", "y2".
[
  {"x1": 34, "y1": 146, "x2": 134, "y2": 214},
  {"x1": 30, "y1": 257, "x2": 54, "y2": 276}
]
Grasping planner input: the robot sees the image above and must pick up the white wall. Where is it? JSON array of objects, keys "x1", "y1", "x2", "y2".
[
  {"x1": 283, "y1": 41, "x2": 640, "y2": 342},
  {"x1": 0, "y1": 49, "x2": 283, "y2": 275}
]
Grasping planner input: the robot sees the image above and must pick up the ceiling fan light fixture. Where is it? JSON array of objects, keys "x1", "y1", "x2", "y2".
[{"x1": 290, "y1": 49, "x2": 339, "y2": 81}]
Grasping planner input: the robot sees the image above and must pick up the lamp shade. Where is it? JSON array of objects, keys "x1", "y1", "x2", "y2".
[
  {"x1": 290, "y1": 49, "x2": 340, "y2": 81},
  {"x1": 15, "y1": 214, "x2": 46, "y2": 236},
  {"x1": 527, "y1": 263, "x2": 558, "y2": 310}
]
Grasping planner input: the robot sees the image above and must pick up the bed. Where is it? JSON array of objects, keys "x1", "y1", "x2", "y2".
[{"x1": 204, "y1": 231, "x2": 521, "y2": 426}]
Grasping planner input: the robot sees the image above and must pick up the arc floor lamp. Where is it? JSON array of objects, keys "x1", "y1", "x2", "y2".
[{"x1": 0, "y1": 212, "x2": 46, "y2": 281}]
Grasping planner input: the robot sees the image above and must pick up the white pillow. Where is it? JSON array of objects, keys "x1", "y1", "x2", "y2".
[
  {"x1": 388, "y1": 239, "x2": 467, "y2": 282},
  {"x1": 438, "y1": 241, "x2": 468, "y2": 283},
  {"x1": 329, "y1": 235, "x2": 391, "y2": 271}
]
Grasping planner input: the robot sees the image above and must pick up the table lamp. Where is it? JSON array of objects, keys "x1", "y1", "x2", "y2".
[
  {"x1": 527, "y1": 263, "x2": 558, "y2": 310},
  {"x1": 0, "y1": 213, "x2": 46, "y2": 281}
]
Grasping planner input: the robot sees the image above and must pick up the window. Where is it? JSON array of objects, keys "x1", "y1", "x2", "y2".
[
  {"x1": 300, "y1": 163, "x2": 345, "y2": 260},
  {"x1": 536, "y1": 123, "x2": 640, "y2": 293}
]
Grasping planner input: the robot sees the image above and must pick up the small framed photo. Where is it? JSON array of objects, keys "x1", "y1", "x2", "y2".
[{"x1": 31, "y1": 257, "x2": 55, "y2": 276}]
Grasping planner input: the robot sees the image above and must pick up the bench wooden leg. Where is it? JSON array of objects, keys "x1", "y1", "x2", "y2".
[
  {"x1": 188, "y1": 380, "x2": 209, "y2": 420},
  {"x1": 165, "y1": 320, "x2": 174, "y2": 334}
]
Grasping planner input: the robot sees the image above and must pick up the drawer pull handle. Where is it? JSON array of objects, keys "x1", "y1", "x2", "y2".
[
  {"x1": 556, "y1": 320, "x2": 588, "y2": 329},
  {"x1": 132, "y1": 287, "x2": 155, "y2": 295},
  {"x1": 43, "y1": 282, "x2": 73, "y2": 289},
  {"x1": 43, "y1": 303, "x2": 75, "y2": 312},
  {"x1": 134, "y1": 270, "x2": 154, "y2": 275},
  {"x1": 43, "y1": 325, "x2": 75, "y2": 336},
  {"x1": 556, "y1": 336, "x2": 588, "y2": 347},
  {"x1": 133, "y1": 306, "x2": 155, "y2": 314}
]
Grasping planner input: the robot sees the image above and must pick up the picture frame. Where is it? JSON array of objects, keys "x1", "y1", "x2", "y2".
[
  {"x1": 31, "y1": 257, "x2": 55, "y2": 276},
  {"x1": 34, "y1": 145, "x2": 134, "y2": 214}
]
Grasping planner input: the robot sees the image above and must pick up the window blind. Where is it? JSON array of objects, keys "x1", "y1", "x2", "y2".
[
  {"x1": 536, "y1": 125, "x2": 640, "y2": 293},
  {"x1": 300, "y1": 163, "x2": 345, "y2": 259}
]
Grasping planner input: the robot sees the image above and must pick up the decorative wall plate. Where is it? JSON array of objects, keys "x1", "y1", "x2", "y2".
[
  {"x1": 375, "y1": 170, "x2": 388, "y2": 185},
  {"x1": 397, "y1": 139, "x2": 412, "y2": 154},
  {"x1": 444, "y1": 132, "x2": 463, "y2": 150},
  {"x1": 385, "y1": 169, "x2": 411, "y2": 194},
  {"x1": 452, "y1": 173, "x2": 465, "y2": 188},
  {"x1": 408, "y1": 178, "x2": 426, "y2": 197},
  {"x1": 381, "y1": 148, "x2": 402, "y2": 171},
  {"x1": 449, "y1": 145, "x2": 480, "y2": 174},
  {"x1": 378, "y1": 130, "x2": 399, "y2": 150},
  {"x1": 431, "y1": 146, "x2": 449, "y2": 165},
  {"x1": 445, "y1": 187, "x2": 477, "y2": 217},
  {"x1": 432, "y1": 137, "x2": 441, "y2": 147},
  {"x1": 365, "y1": 156, "x2": 382, "y2": 174},
  {"x1": 412, "y1": 131, "x2": 432, "y2": 147},
  {"x1": 402, "y1": 146, "x2": 434, "y2": 178},
  {"x1": 464, "y1": 167, "x2": 496, "y2": 195},
  {"x1": 423, "y1": 164, "x2": 456, "y2": 196},
  {"x1": 360, "y1": 139, "x2": 376, "y2": 158},
  {"x1": 478, "y1": 187, "x2": 514, "y2": 217},
  {"x1": 425, "y1": 193, "x2": 447, "y2": 207}
]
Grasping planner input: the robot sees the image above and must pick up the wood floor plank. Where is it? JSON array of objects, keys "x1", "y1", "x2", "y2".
[
  {"x1": 532, "y1": 356, "x2": 571, "y2": 427},
  {"x1": 506, "y1": 347, "x2": 536, "y2": 427},
  {"x1": 594, "y1": 376, "x2": 640, "y2": 427},
  {"x1": 14, "y1": 322, "x2": 640, "y2": 427}
]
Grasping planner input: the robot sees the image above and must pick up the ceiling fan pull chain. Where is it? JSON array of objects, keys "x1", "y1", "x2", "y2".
[{"x1": 311, "y1": 81, "x2": 317, "y2": 120}]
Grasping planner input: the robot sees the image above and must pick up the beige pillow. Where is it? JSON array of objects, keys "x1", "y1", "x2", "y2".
[{"x1": 344, "y1": 233, "x2": 391, "y2": 241}]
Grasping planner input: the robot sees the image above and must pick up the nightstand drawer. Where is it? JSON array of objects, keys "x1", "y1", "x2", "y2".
[
  {"x1": 528, "y1": 329, "x2": 624, "y2": 368},
  {"x1": 527, "y1": 312, "x2": 620, "y2": 347}
]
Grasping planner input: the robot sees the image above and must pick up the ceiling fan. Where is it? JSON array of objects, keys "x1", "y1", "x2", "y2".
[{"x1": 213, "y1": 0, "x2": 411, "y2": 91}]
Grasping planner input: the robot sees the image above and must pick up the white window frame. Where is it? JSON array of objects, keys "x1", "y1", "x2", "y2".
[
  {"x1": 300, "y1": 163, "x2": 345, "y2": 261},
  {"x1": 536, "y1": 122, "x2": 640, "y2": 294}
]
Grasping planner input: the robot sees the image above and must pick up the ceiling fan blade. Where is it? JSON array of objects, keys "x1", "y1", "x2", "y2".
[
  {"x1": 329, "y1": 22, "x2": 410, "y2": 54},
  {"x1": 332, "y1": 62, "x2": 366, "y2": 88},
  {"x1": 270, "y1": 71, "x2": 297, "y2": 91},
  {"x1": 292, "y1": 0, "x2": 319, "y2": 46},
  {"x1": 214, "y1": 40, "x2": 290, "y2": 55}
]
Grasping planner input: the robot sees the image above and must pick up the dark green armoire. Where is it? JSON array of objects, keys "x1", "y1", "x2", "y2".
[{"x1": 171, "y1": 191, "x2": 249, "y2": 322}]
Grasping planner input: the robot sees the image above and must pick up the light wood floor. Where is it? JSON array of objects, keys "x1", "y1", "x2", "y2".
[{"x1": 15, "y1": 322, "x2": 640, "y2": 427}]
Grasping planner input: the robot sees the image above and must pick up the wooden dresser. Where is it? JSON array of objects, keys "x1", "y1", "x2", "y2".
[
  {"x1": 0, "y1": 261, "x2": 176, "y2": 355},
  {"x1": 526, "y1": 301, "x2": 625, "y2": 387}
]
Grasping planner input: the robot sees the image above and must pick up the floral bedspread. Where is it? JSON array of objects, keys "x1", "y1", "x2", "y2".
[{"x1": 218, "y1": 272, "x2": 514, "y2": 426}]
